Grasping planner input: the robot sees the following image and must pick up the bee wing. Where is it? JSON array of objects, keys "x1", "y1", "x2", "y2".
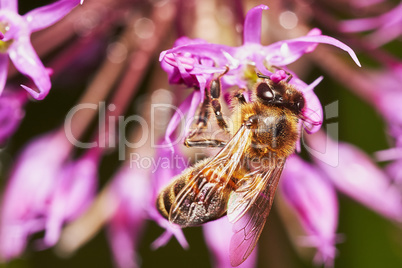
[
  {"x1": 169, "y1": 125, "x2": 252, "y2": 227},
  {"x1": 228, "y1": 161, "x2": 285, "y2": 267}
]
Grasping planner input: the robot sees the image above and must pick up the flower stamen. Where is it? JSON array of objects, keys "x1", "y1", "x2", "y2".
[{"x1": 0, "y1": 22, "x2": 13, "y2": 53}]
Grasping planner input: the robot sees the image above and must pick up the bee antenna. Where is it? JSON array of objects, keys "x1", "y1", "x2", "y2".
[
  {"x1": 285, "y1": 74, "x2": 293, "y2": 83},
  {"x1": 257, "y1": 73, "x2": 271, "y2": 80}
]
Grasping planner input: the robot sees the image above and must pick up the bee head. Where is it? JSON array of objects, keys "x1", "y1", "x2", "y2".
[{"x1": 256, "y1": 81, "x2": 305, "y2": 115}]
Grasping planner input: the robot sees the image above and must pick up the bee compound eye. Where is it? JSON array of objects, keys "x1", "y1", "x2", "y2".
[
  {"x1": 256, "y1": 82, "x2": 274, "y2": 101},
  {"x1": 297, "y1": 98, "x2": 305, "y2": 111}
]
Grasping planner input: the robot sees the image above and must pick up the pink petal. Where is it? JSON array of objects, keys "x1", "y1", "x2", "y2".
[
  {"x1": 0, "y1": 0, "x2": 18, "y2": 12},
  {"x1": 2, "y1": 132, "x2": 71, "y2": 222},
  {"x1": 339, "y1": 2, "x2": 402, "y2": 33},
  {"x1": 185, "y1": 89, "x2": 202, "y2": 137},
  {"x1": 0, "y1": 89, "x2": 26, "y2": 144},
  {"x1": 203, "y1": 217, "x2": 257, "y2": 268},
  {"x1": 151, "y1": 143, "x2": 188, "y2": 199},
  {"x1": 149, "y1": 145, "x2": 189, "y2": 249},
  {"x1": 23, "y1": 0, "x2": 81, "y2": 32},
  {"x1": 266, "y1": 34, "x2": 361, "y2": 67},
  {"x1": 243, "y1": 5, "x2": 269, "y2": 44},
  {"x1": 164, "y1": 91, "x2": 199, "y2": 147},
  {"x1": 0, "y1": 53, "x2": 9, "y2": 96},
  {"x1": 309, "y1": 131, "x2": 402, "y2": 221},
  {"x1": 150, "y1": 225, "x2": 189, "y2": 250},
  {"x1": 107, "y1": 164, "x2": 150, "y2": 268},
  {"x1": 350, "y1": 0, "x2": 383, "y2": 8},
  {"x1": 0, "y1": 224, "x2": 31, "y2": 260},
  {"x1": 148, "y1": 204, "x2": 189, "y2": 249},
  {"x1": 162, "y1": 43, "x2": 235, "y2": 68},
  {"x1": 339, "y1": 17, "x2": 382, "y2": 33},
  {"x1": 43, "y1": 151, "x2": 98, "y2": 247},
  {"x1": 366, "y1": 24, "x2": 402, "y2": 47},
  {"x1": 386, "y1": 159, "x2": 402, "y2": 185},
  {"x1": 108, "y1": 209, "x2": 141, "y2": 268},
  {"x1": 0, "y1": 131, "x2": 71, "y2": 259},
  {"x1": 281, "y1": 156, "x2": 338, "y2": 266},
  {"x1": 9, "y1": 40, "x2": 51, "y2": 100},
  {"x1": 163, "y1": 53, "x2": 197, "y2": 70}
]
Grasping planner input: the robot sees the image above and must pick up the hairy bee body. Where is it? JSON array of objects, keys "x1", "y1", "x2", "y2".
[
  {"x1": 232, "y1": 101, "x2": 300, "y2": 160},
  {"x1": 157, "y1": 158, "x2": 234, "y2": 226},
  {"x1": 156, "y1": 75, "x2": 306, "y2": 266},
  {"x1": 157, "y1": 79, "x2": 302, "y2": 224}
]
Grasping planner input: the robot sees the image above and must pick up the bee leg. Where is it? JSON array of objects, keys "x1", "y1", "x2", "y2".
[
  {"x1": 187, "y1": 88, "x2": 211, "y2": 139},
  {"x1": 234, "y1": 89, "x2": 247, "y2": 105},
  {"x1": 184, "y1": 139, "x2": 227, "y2": 148},
  {"x1": 184, "y1": 67, "x2": 230, "y2": 148},
  {"x1": 210, "y1": 67, "x2": 230, "y2": 132}
]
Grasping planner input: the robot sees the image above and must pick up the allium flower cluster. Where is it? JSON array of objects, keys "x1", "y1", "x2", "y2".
[
  {"x1": 0, "y1": 0, "x2": 82, "y2": 99},
  {"x1": 0, "y1": 87, "x2": 26, "y2": 144},
  {"x1": 0, "y1": 131, "x2": 99, "y2": 260}
]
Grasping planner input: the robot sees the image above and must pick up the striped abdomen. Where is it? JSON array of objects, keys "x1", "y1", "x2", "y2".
[{"x1": 156, "y1": 157, "x2": 235, "y2": 227}]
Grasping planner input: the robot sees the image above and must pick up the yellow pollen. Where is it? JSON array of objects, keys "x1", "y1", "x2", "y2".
[
  {"x1": 0, "y1": 22, "x2": 13, "y2": 53},
  {"x1": 242, "y1": 64, "x2": 259, "y2": 89}
]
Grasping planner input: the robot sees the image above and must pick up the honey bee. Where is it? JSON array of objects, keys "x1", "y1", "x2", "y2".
[{"x1": 157, "y1": 67, "x2": 305, "y2": 266}]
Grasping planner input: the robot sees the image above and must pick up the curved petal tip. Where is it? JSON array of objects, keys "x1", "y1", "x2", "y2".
[
  {"x1": 20, "y1": 84, "x2": 49, "y2": 100},
  {"x1": 243, "y1": 5, "x2": 269, "y2": 44},
  {"x1": 255, "y1": 4, "x2": 269, "y2": 10}
]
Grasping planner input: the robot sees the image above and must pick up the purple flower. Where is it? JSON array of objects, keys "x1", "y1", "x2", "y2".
[
  {"x1": 308, "y1": 131, "x2": 402, "y2": 222},
  {"x1": 0, "y1": 130, "x2": 99, "y2": 260},
  {"x1": 107, "y1": 164, "x2": 151, "y2": 268},
  {"x1": 362, "y1": 66, "x2": 402, "y2": 147},
  {"x1": 0, "y1": 88, "x2": 27, "y2": 144},
  {"x1": 160, "y1": 5, "x2": 360, "y2": 143},
  {"x1": 349, "y1": 0, "x2": 385, "y2": 8},
  {"x1": 106, "y1": 143, "x2": 189, "y2": 268},
  {"x1": 41, "y1": 149, "x2": 99, "y2": 248},
  {"x1": 346, "y1": 65, "x2": 402, "y2": 190},
  {"x1": 385, "y1": 158, "x2": 402, "y2": 188},
  {"x1": 0, "y1": 131, "x2": 71, "y2": 259},
  {"x1": 281, "y1": 156, "x2": 338, "y2": 266},
  {"x1": 203, "y1": 217, "x2": 257, "y2": 268},
  {"x1": 0, "y1": 0, "x2": 82, "y2": 99},
  {"x1": 339, "y1": 2, "x2": 402, "y2": 47},
  {"x1": 160, "y1": 37, "x2": 214, "y2": 89},
  {"x1": 280, "y1": 129, "x2": 402, "y2": 265}
]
